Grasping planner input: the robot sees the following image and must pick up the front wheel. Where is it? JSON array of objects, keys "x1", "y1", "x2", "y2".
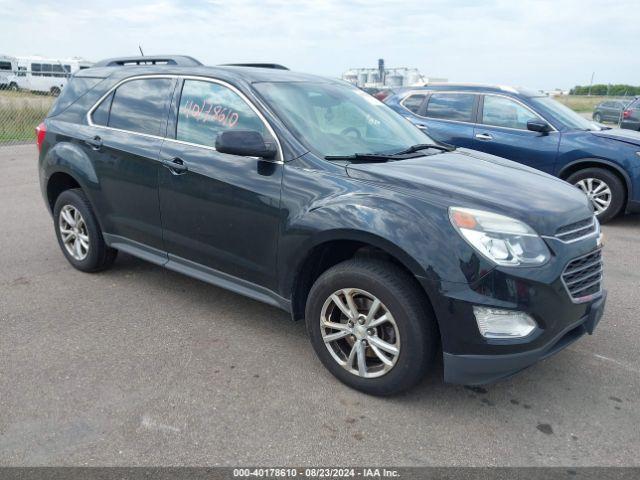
[
  {"x1": 305, "y1": 258, "x2": 437, "y2": 395},
  {"x1": 567, "y1": 168, "x2": 625, "y2": 223},
  {"x1": 593, "y1": 112, "x2": 602, "y2": 123}
]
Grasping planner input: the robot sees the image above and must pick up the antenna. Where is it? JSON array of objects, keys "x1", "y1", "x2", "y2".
[{"x1": 138, "y1": 45, "x2": 144, "y2": 56}]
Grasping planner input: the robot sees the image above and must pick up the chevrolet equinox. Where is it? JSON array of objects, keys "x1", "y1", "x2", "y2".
[{"x1": 36, "y1": 56, "x2": 606, "y2": 395}]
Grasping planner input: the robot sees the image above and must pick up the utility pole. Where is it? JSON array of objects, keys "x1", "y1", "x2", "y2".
[
  {"x1": 588, "y1": 72, "x2": 595, "y2": 96},
  {"x1": 138, "y1": 45, "x2": 144, "y2": 56}
]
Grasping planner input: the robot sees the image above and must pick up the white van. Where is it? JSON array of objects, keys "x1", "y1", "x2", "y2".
[
  {"x1": 9, "y1": 56, "x2": 93, "y2": 96},
  {"x1": 0, "y1": 55, "x2": 17, "y2": 89}
]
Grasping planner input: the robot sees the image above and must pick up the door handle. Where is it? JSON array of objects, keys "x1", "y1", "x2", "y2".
[
  {"x1": 85, "y1": 135, "x2": 102, "y2": 150},
  {"x1": 417, "y1": 124, "x2": 429, "y2": 131},
  {"x1": 162, "y1": 157, "x2": 188, "y2": 174},
  {"x1": 475, "y1": 133, "x2": 493, "y2": 141}
]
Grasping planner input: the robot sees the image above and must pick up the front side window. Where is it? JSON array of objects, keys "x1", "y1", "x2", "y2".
[
  {"x1": 107, "y1": 78, "x2": 174, "y2": 135},
  {"x1": 425, "y1": 93, "x2": 476, "y2": 122},
  {"x1": 481, "y1": 95, "x2": 540, "y2": 130},
  {"x1": 402, "y1": 94, "x2": 426, "y2": 114},
  {"x1": 254, "y1": 81, "x2": 432, "y2": 158},
  {"x1": 176, "y1": 80, "x2": 267, "y2": 148}
]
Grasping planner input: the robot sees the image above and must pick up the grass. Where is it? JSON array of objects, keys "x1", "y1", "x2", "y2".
[
  {"x1": 552, "y1": 95, "x2": 634, "y2": 113},
  {"x1": 0, "y1": 90, "x2": 53, "y2": 144}
]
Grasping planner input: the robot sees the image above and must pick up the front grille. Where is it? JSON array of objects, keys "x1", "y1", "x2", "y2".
[
  {"x1": 555, "y1": 217, "x2": 597, "y2": 242},
  {"x1": 562, "y1": 249, "x2": 603, "y2": 302}
]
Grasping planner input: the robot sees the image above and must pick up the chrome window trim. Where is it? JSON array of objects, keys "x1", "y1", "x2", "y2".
[
  {"x1": 400, "y1": 90, "x2": 558, "y2": 133},
  {"x1": 86, "y1": 74, "x2": 284, "y2": 164}
]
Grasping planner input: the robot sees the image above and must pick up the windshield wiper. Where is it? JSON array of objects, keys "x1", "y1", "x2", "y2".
[
  {"x1": 325, "y1": 153, "x2": 392, "y2": 162},
  {"x1": 392, "y1": 143, "x2": 456, "y2": 155},
  {"x1": 325, "y1": 143, "x2": 457, "y2": 162}
]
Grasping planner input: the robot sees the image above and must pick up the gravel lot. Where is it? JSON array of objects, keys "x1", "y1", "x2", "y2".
[{"x1": 1, "y1": 144, "x2": 639, "y2": 466}]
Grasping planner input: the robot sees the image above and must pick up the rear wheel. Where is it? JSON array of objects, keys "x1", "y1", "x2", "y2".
[
  {"x1": 567, "y1": 167, "x2": 625, "y2": 223},
  {"x1": 50, "y1": 86, "x2": 61, "y2": 97},
  {"x1": 53, "y1": 189, "x2": 117, "y2": 272},
  {"x1": 593, "y1": 112, "x2": 602, "y2": 123},
  {"x1": 8, "y1": 82, "x2": 18, "y2": 92},
  {"x1": 305, "y1": 258, "x2": 437, "y2": 395}
]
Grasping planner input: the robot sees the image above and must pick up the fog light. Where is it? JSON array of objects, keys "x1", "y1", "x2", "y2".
[{"x1": 473, "y1": 307, "x2": 537, "y2": 339}]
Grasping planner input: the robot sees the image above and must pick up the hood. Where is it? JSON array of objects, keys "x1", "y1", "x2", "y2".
[
  {"x1": 346, "y1": 148, "x2": 592, "y2": 236},
  {"x1": 591, "y1": 128, "x2": 640, "y2": 146}
]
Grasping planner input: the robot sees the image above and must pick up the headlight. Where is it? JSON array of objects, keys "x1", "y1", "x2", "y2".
[{"x1": 449, "y1": 207, "x2": 550, "y2": 266}]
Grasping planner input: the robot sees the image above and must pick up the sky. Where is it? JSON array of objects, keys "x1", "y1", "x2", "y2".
[{"x1": 1, "y1": 0, "x2": 638, "y2": 90}]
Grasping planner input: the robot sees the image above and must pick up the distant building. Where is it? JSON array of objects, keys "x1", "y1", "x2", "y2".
[{"x1": 342, "y1": 58, "x2": 447, "y2": 88}]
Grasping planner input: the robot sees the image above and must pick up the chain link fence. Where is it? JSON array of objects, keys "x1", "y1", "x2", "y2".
[
  {"x1": 0, "y1": 89, "x2": 54, "y2": 151},
  {"x1": 1, "y1": 64, "x2": 66, "y2": 152}
]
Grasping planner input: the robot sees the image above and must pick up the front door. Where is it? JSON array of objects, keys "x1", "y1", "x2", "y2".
[
  {"x1": 158, "y1": 78, "x2": 283, "y2": 290},
  {"x1": 471, "y1": 94, "x2": 560, "y2": 173}
]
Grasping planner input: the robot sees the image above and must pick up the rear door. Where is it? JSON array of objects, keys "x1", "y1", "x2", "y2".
[
  {"x1": 471, "y1": 94, "x2": 560, "y2": 173},
  {"x1": 157, "y1": 78, "x2": 283, "y2": 289},
  {"x1": 413, "y1": 92, "x2": 478, "y2": 148},
  {"x1": 86, "y1": 76, "x2": 176, "y2": 252}
]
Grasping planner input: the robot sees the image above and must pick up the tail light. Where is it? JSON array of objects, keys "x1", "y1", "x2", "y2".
[
  {"x1": 622, "y1": 109, "x2": 632, "y2": 119},
  {"x1": 374, "y1": 91, "x2": 390, "y2": 101},
  {"x1": 35, "y1": 122, "x2": 47, "y2": 151}
]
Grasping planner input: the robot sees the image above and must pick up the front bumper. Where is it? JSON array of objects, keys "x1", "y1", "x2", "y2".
[
  {"x1": 418, "y1": 232, "x2": 605, "y2": 385},
  {"x1": 443, "y1": 291, "x2": 606, "y2": 385}
]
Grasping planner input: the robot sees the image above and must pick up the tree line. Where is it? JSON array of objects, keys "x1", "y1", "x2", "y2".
[{"x1": 570, "y1": 84, "x2": 640, "y2": 96}]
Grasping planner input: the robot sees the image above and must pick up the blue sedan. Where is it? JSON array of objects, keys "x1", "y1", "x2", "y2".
[{"x1": 385, "y1": 84, "x2": 640, "y2": 223}]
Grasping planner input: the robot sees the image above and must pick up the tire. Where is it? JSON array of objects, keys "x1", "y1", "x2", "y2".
[
  {"x1": 567, "y1": 167, "x2": 625, "y2": 223},
  {"x1": 593, "y1": 112, "x2": 602, "y2": 123},
  {"x1": 305, "y1": 258, "x2": 437, "y2": 395},
  {"x1": 8, "y1": 82, "x2": 18, "y2": 92},
  {"x1": 53, "y1": 188, "x2": 117, "y2": 272},
  {"x1": 50, "y1": 87, "x2": 61, "y2": 97}
]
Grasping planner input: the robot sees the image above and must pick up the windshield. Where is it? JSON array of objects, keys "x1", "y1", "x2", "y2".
[
  {"x1": 254, "y1": 81, "x2": 433, "y2": 157},
  {"x1": 529, "y1": 96, "x2": 602, "y2": 131}
]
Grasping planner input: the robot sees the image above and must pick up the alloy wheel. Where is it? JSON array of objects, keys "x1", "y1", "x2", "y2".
[
  {"x1": 575, "y1": 178, "x2": 612, "y2": 216},
  {"x1": 59, "y1": 205, "x2": 90, "y2": 260},
  {"x1": 320, "y1": 288, "x2": 400, "y2": 378}
]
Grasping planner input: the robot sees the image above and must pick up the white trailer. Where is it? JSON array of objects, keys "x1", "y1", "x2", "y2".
[
  {"x1": 8, "y1": 56, "x2": 93, "y2": 96},
  {"x1": 0, "y1": 55, "x2": 17, "y2": 89}
]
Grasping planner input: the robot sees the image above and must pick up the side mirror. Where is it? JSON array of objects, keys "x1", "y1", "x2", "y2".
[
  {"x1": 215, "y1": 130, "x2": 277, "y2": 159},
  {"x1": 527, "y1": 119, "x2": 551, "y2": 134}
]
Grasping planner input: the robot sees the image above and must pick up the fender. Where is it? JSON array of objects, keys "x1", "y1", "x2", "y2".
[
  {"x1": 557, "y1": 157, "x2": 633, "y2": 200},
  {"x1": 41, "y1": 139, "x2": 102, "y2": 222},
  {"x1": 278, "y1": 192, "x2": 490, "y2": 303}
]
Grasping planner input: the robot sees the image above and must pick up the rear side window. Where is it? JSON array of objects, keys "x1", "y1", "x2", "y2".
[
  {"x1": 402, "y1": 94, "x2": 426, "y2": 114},
  {"x1": 425, "y1": 93, "x2": 475, "y2": 122},
  {"x1": 176, "y1": 80, "x2": 267, "y2": 148},
  {"x1": 107, "y1": 78, "x2": 174, "y2": 136},
  {"x1": 0, "y1": 61, "x2": 11, "y2": 71}
]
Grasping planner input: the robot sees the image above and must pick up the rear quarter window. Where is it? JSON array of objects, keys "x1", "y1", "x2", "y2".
[
  {"x1": 48, "y1": 76, "x2": 104, "y2": 117},
  {"x1": 401, "y1": 94, "x2": 426, "y2": 114}
]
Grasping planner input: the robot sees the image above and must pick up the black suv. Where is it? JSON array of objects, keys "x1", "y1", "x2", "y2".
[{"x1": 37, "y1": 56, "x2": 606, "y2": 395}]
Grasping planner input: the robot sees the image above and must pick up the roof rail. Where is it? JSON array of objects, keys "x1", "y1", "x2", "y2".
[
  {"x1": 93, "y1": 55, "x2": 202, "y2": 67},
  {"x1": 220, "y1": 63, "x2": 289, "y2": 70}
]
